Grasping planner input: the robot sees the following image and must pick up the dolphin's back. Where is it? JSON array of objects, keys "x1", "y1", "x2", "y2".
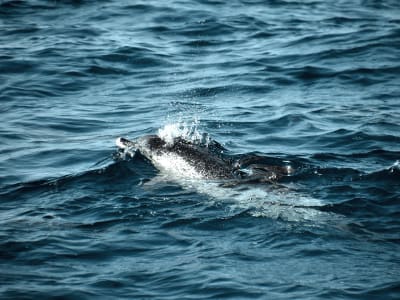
[{"x1": 165, "y1": 137, "x2": 234, "y2": 179}]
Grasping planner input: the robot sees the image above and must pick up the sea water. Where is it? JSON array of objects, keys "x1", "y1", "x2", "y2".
[{"x1": 1, "y1": 1, "x2": 400, "y2": 299}]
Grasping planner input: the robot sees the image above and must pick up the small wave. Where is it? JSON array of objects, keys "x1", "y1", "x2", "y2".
[
  {"x1": 0, "y1": 59, "x2": 38, "y2": 74},
  {"x1": 362, "y1": 162, "x2": 400, "y2": 182},
  {"x1": 0, "y1": 157, "x2": 153, "y2": 202},
  {"x1": 85, "y1": 65, "x2": 129, "y2": 76},
  {"x1": 0, "y1": 0, "x2": 55, "y2": 11}
]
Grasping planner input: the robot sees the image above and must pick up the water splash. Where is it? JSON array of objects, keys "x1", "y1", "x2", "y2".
[
  {"x1": 389, "y1": 160, "x2": 400, "y2": 173},
  {"x1": 157, "y1": 120, "x2": 210, "y2": 146}
]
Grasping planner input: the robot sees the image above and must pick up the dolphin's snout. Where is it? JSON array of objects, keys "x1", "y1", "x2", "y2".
[
  {"x1": 115, "y1": 137, "x2": 126, "y2": 149},
  {"x1": 116, "y1": 137, "x2": 136, "y2": 149}
]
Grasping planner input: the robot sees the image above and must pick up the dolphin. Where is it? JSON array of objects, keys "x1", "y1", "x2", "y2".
[
  {"x1": 116, "y1": 135, "x2": 292, "y2": 183},
  {"x1": 114, "y1": 135, "x2": 334, "y2": 223}
]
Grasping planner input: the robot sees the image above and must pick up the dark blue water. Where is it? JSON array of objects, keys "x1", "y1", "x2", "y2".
[{"x1": 1, "y1": 0, "x2": 400, "y2": 299}]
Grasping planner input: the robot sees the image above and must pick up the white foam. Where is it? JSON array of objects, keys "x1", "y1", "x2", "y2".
[
  {"x1": 175, "y1": 177, "x2": 330, "y2": 222},
  {"x1": 389, "y1": 160, "x2": 399, "y2": 172}
]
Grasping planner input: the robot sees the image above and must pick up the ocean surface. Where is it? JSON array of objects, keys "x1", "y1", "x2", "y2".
[{"x1": 1, "y1": 0, "x2": 400, "y2": 299}]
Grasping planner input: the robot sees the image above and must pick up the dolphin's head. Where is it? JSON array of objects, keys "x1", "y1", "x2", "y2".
[
  {"x1": 131, "y1": 135, "x2": 170, "y2": 160},
  {"x1": 116, "y1": 135, "x2": 167, "y2": 159}
]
